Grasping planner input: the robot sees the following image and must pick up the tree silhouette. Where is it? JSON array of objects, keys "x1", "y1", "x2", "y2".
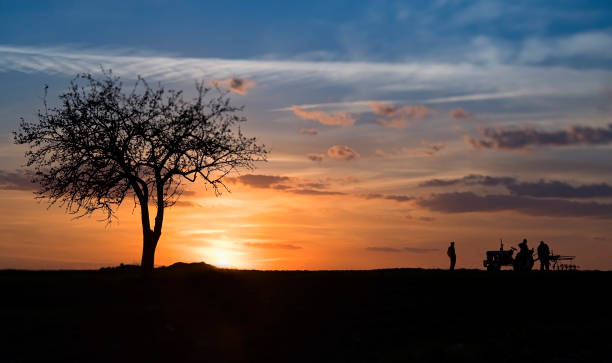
[{"x1": 14, "y1": 71, "x2": 267, "y2": 272}]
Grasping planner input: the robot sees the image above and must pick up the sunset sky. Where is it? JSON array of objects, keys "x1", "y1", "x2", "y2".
[{"x1": 1, "y1": 1, "x2": 612, "y2": 270}]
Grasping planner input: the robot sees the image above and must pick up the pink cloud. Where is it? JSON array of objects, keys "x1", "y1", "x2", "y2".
[
  {"x1": 291, "y1": 106, "x2": 356, "y2": 127},
  {"x1": 300, "y1": 128, "x2": 319, "y2": 135},
  {"x1": 450, "y1": 107, "x2": 472, "y2": 120},
  {"x1": 370, "y1": 101, "x2": 431, "y2": 128},
  {"x1": 307, "y1": 153, "x2": 324, "y2": 162},
  {"x1": 419, "y1": 141, "x2": 445, "y2": 156},
  {"x1": 211, "y1": 77, "x2": 256, "y2": 95},
  {"x1": 327, "y1": 145, "x2": 360, "y2": 161}
]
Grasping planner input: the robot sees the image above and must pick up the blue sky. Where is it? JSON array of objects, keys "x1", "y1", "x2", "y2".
[{"x1": 1, "y1": 1, "x2": 612, "y2": 270}]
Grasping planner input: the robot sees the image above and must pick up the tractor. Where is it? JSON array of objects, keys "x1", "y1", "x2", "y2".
[{"x1": 483, "y1": 240, "x2": 534, "y2": 271}]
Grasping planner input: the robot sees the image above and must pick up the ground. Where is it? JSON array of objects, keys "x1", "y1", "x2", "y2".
[{"x1": 0, "y1": 263, "x2": 609, "y2": 362}]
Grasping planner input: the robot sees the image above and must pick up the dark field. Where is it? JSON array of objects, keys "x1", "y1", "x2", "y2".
[{"x1": 0, "y1": 264, "x2": 609, "y2": 362}]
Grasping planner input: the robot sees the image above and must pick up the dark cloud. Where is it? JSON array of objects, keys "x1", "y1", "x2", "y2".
[
  {"x1": 366, "y1": 246, "x2": 439, "y2": 253},
  {"x1": 287, "y1": 189, "x2": 346, "y2": 196},
  {"x1": 507, "y1": 180, "x2": 612, "y2": 198},
  {"x1": 419, "y1": 174, "x2": 516, "y2": 187},
  {"x1": 418, "y1": 192, "x2": 612, "y2": 218},
  {"x1": 211, "y1": 77, "x2": 256, "y2": 95},
  {"x1": 366, "y1": 246, "x2": 402, "y2": 252},
  {"x1": 327, "y1": 145, "x2": 360, "y2": 161},
  {"x1": 226, "y1": 174, "x2": 290, "y2": 188},
  {"x1": 362, "y1": 193, "x2": 414, "y2": 202},
  {"x1": 420, "y1": 174, "x2": 612, "y2": 198},
  {"x1": 420, "y1": 141, "x2": 445, "y2": 156},
  {"x1": 307, "y1": 153, "x2": 324, "y2": 162},
  {"x1": 300, "y1": 128, "x2": 319, "y2": 135},
  {"x1": 0, "y1": 170, "x2": 35, "y2": 191},
  {"x1": 243, "y1": 242, "x2": 302, "y2": 250},
  {"x1": 404, "y1": 247, "x2": 439, "y2": 253},
  {"x1": 406, "y1": 215, "x2": 435, "y2": 222},
  {"x1": 467, "y1": 124, "x2": 612, "y2": 150}
]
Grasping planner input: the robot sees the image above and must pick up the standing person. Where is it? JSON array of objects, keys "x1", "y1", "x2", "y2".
[
  {"x1": 537, "y1": 240, "x2": 550, "y2": 271},
  {"x1": 447, "y1": 241, "x2": 456, "y2": 271}
]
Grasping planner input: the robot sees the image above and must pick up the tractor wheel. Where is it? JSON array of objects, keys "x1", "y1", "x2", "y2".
[{"x1": 487, "y1": 263, "x2": 500, "y2": 271}]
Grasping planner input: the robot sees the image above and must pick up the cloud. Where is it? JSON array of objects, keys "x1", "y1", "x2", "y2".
[
  {"x1": 243, "y1": 242, "x2": 302, "y2": 250},
  {"x1": 420, "y1": 141, "x2": 445, "y2": 156},
  {"x1": 467, "y1": 124, "x2": 612, "y2": 150},
  {"x1": 419, "y1": 174, "x2": 516, "y2": 187},
  {"x1": 362, "y1": 193, "x2": 414, "y2": 202},
  {"x1": 417, "y1": 192, "x2": 612, "y2": 218},
  {"x1": 370, "y1": 101, "x2": 431, "y2": 128},
  {"x1": 420, "y1": 174, "x2": 612, "y2": 199},
  {"x1": 174, "y1": 200, "x2": 201, "y2": 208},
  {"x1": 404, "y1": 247, "x2": 439, "y2": 253},
  {"x1": 0, "y1": 44, "x2": 608, "y2": 107},
  {"x1": 327, "y1": 145, "x2": 360, "y2": 161},
  {"x1": 287, "y1": 189, "x2": 346, "y2": 196},
  {"x1": 211, "y1": 77, "x2": 256, "y2": 95},
  {"x1": 300, "y1": 128, "x2": 319, "y2": 135},
  {"x1": 290, "y1": 106, "x2": 355, "y2": 127},
  {"x1": 366, "y1": 246, "x2": 439, "y2": 253},
  {"x1": 450, "y1": 107, "x2": 472, "y2": 119},
  {"x1": 405, "y1": 215, "x2": 435, "y2": 222},
  {"x1": 507, "y1": 180, "x2": 612, "y2": 199},
  {"x1": 519, "y1": 31, "x2": 612, "y2": 64},
  {"x1": 376, "y1": 141, "x2": 445, "y2": 158},
  {"x1": 366, "y1": 246, "x2": 402, "y2": 252},
  {"x1": 226, "y1": 174, "x2": 290, "y2": 188},
  {"x1": 326, "y1": 176, "x2": 359, "y2": 185},
  {"x1": 307, "y1": 153, "x2": 324, "y2": 162},
  {"x1": 0, "y1": 170, "x2": 35, "y2": 191}
]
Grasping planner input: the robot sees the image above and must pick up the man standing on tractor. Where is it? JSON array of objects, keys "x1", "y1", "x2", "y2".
[
  {"x1": 537, "y1": 240, "x2": 551, "y2": 271},
  {"x1": 447, "y1": 241, "x2": 456, "y2": 271}
]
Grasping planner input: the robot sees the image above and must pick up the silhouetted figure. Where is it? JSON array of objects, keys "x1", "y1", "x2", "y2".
[
  {"x1": 518, "y1": 238, "x2": 528, "y2": 253},
  {"x1": 513, "y1": 238, "x2": 534, "y2": 271},
  {"x1": 447, "y1": 241, "x2": 456, "y2": 271},
  {"x1": 537, "y1": 241, "x2": 551, "y2": 271}
]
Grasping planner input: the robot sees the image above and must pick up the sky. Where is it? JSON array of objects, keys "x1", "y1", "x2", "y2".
[{"x1": 1, "y1": 0, "x2": 612, "y2": 270}]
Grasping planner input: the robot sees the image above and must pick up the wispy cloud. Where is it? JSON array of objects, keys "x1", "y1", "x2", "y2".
[
  {"x1": 0, "y1": 44, "x2": 607, "y2": 100},
  {"x1": 299, "y1": 128, "x2": 319, "y2": 135},
  {"x1": 243, "y1": 242, "x2": 302, "y2": 250}
]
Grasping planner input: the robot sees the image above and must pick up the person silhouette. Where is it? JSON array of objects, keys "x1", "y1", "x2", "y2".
[
  {"x1": 447, "y1": 241, "x2": 456, "y2": 271},
  {"x1": 537, "y1": 240, "x2": 550, "y2": 271}
]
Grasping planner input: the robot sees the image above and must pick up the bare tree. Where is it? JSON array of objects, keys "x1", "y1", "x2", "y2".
[{"x1": 14, "y1": 71, "x2": 267, "y2": 272}]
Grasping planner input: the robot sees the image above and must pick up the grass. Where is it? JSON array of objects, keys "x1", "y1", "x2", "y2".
[{"x1": 1, "y1": 263, "x2": 609, "y2": 362}]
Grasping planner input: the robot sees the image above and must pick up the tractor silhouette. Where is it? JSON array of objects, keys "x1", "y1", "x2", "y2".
[{"x1": 483, "y1": 240, "x2": 534, "y2": 271}]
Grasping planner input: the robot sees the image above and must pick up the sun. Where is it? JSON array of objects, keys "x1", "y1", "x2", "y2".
[{"x1": 216, "y1": 256, "x2": 231, "y2": 268}]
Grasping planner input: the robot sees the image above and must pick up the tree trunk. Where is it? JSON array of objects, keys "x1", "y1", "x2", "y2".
[{"x1": 141, "y1": 230, "x2": 159, "y2": 273}]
